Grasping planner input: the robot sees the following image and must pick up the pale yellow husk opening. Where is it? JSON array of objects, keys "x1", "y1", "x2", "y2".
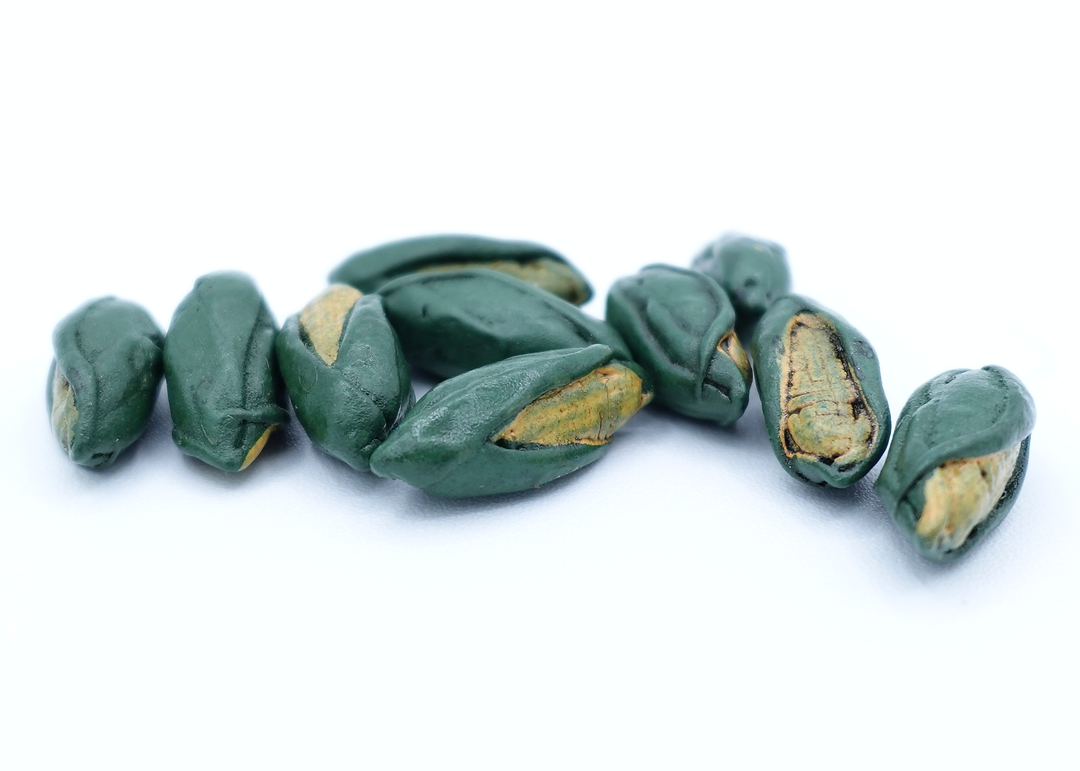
[
  {"x1": 51, "y1": 366, "x2": 78, "y2": 455},
  {"x1": 299, "y1": 284, "x2": 364, "y2": 365}
]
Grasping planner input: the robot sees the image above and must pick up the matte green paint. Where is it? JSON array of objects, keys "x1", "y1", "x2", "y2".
[
  {"x1": 47, "y1": 297, "x2": 164, "y2": 468},
  {"x1": 369, "y1": 345, "x2": 646, "y2": 498},
  {"x1": 751, "y1": 295, "x2": 891, "y2": 488},
  {"x1": 164, "y1": 272, "x2": 289, "y2": 472},
  {"x1": 606, "y1": 264, "x2": 751, "y2": 425},
  {"x1": 329, "y1": 234, "x2": 593, "y2": 305},
  {"x1": 692, "y1": 234, "x2": 790, "y2": 322},
  {"x1": 378, "y1": 269, "x2": 636, "y2": 380},
  {"x1": 873, "y1": 366, "x2": 1035, "y2": 561},
  {"x1": 276, "y1": 294, "x2": 414, "y2": 471}
]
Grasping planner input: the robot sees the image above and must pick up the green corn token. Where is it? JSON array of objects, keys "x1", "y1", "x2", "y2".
[
  {"x1": 369, "y1": 345, "x2": 651, "y2": 498},
  {"x1": 751, "y1": 295, "x2": 890, "y2": 488},
  {"x1": 378, "y1": 269, "x2": 635, "y2": 380},
  {"x1": 276, "y1": 285, "x2": 414, "y2": 471},
  {"x1": 164, "y1": 272, "x2": 289, "y2": 472},
  {"x1": 692, "y1": 234, "x2": 791, "y2": 323},
  {"x1": 606, "y1": 264, "x2": 752, "y2": 425},
  {"x1": 47, "y1": 297, "x2": 164, "y2": 468},
  {"x1": 873, "y1": 366, "x2": 1035, "y2": 561},
  {"x1": 329, "y1": 234, "x2": 593, "y2": 305}
]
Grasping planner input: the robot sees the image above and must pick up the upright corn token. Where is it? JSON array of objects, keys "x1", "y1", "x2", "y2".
[
  {"x1": 47, "y1": 297, "x2": 164, "y2": 468},
  {"x1": 276, "y1": 285, "x2": 414, "y2": 471},
  {"x1": 606, "y1": 264, "x2": 751, "y2": 425},
  {"x1": 378, "y1": 269, "x2": 635, "y2": 380},
  {"x1": 369, "y1": 345, "x2": 651, "y2": 498},
  {"x1": 164, "y1": 272, "x2": 289, "y2": 472},
  {"x1": 751, "y1": 295, "x2": 890, "y2": 487},
  {"x1": 873, "y1": 366, "x2": 1035, "y2": 561},
  {"x1": 692, "y1": 234, "x2": 790, "y2": 323},
  {"x1": 329, "y1": 234, "x2": 593, "y2": 305}
]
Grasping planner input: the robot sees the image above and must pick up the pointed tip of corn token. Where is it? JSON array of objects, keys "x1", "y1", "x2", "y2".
[{"x1": 240, "y1": 426, "x2": 276, "y2": 470}]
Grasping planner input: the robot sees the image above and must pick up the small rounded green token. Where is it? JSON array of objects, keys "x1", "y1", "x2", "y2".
[
  {"x1": 751, "y1": 295, "x2": 890, "y2": 488},
  {"x1": 164, "y1": 272, "x2": 289, "y2": 472},
  {"x1": 276, "y1": 285, "x2": 414, "y2": 471},
  {"x1": 873, "y1": 366, "x2": 1035, "y2": 562},
  {"x1": 692, "y1": 234, "x2": 791, "y2": 323},
  {"x1": 606, "y1": 264, "x2": 752, "y2": 425},
  {"x1": 369, "y1": 345, "x2": 651, "y2": 498},
  {"x1": 47, "y1": 297, "x2": 164, "y2": 468},
  {"x1": 378, "y1": 269, "x2": 636, "y2": 380},
  {"x1": 329, "y1": 234, "x2": 593, "y2": 305}
]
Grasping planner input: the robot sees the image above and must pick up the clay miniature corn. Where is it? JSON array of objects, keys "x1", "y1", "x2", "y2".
[{"x1": 692, "y1": 234, "x2": 791, "y2": 323}]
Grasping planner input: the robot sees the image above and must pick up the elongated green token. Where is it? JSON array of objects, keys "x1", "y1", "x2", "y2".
[
  {"x1": 164, "y1": 272, "x2": 289, "y2": 472},
  {"x1": 47, "y1": 297, "x2": 164, "y2": 468},
  {"x1": 378, "y1": 269, "x2": 635, "y2": 380},
  {"x1": 873, "y1": 366, "x2": 1035, "y2": 561},
  {"x1": 329, "y1": 234, "x2": 593, "y2": 305},
  {"x1": 276, "y1": 285, "x2": 414, "y2": 471},
  {"x1": 606, "y1": 264, "x2": 752, "y2": 425},
  {"x1": 751, "y1": 295, "x2": 890, "y2": 487},
  {"x1": 692, "y1": 234, "x2": 791, "y2": 323},
  {"x1": 369, "y1": 345, "x2": 651, "y2": 498}
]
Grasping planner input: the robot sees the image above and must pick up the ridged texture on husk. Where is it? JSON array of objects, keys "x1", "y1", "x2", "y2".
[
  {"x1": 47, "y1": 297, "x2": 164, "y2": 468},
  {"x1": 329, "y1": 234, "x2": 593, "y2": 305},
  {"x1": 276, "y1": 291, "x2": 414, "y2": 471},
  {"x1": 873, "y1": 366, "x2": 1036, "y2": 561},
  {"x1": 692, "y1": 234, "x2": 790, "y2": 322},
  {"x1": 606, "y1": 264, "x2": 751, "y2": 424},
  {"x1": 164, "y1": 272, "x2": 289, "y2": 472}
]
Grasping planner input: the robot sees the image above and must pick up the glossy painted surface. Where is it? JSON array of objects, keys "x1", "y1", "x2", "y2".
[
  {"x1": 692, "y1": 234, "x2": 790, "y2": 322},
  {"x1": 873, "y1": 366, "x2": 1035, "y2": 561},
  {"x1": 276, "y1": 288, "x2": 414, "y2": 471},
  {"x1": 47, "y1": 297, "x2": 164, "y2": 468},
  {"x1": 607, "y1": 264, "x2": 751, "y2": 425},
  {"x1": 751, "y1": 295, "x2": 890, "y2": 487},
  {"x1": 329, "y1": 234, "x2": 593, "y2": 305},
  {"x1": 378, "y1": 269, "x2": 634, "y2": 380},
  {"x1": 164, "y1": 272, "x2": 289, "y2": 472},
  {"x1": 369, "y1": 345, "x2": 650, "y2": 498}
]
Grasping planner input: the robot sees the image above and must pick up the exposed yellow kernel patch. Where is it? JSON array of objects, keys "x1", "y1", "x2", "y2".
[
  {"x1": 495, "y1": 364, "x2": 647, "y2": 447},
  {"x1": 779, "y1": 313, "x2": 876, "y2": 467},
  {"x1": 916, "y1": 442, "x2": 1021, "y2": 552},
  {"x1": 717, "y1": 331, "x2": 751, "y2": 383},
  {"x1": 299, "y1": 284, "x2": 363, "y2": 365},
  {"x1": 50, "y1": 366, "x2": 78, "y2": 454},
  {"x1": 240, "y1": 426, "x2": 276, "y2": 470},
  {"x1": 416, "y1": 258, "x2": 588, "y2": 304}
]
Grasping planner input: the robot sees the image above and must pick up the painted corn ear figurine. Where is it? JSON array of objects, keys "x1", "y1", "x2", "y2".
[
  {"x1": 873, "y1": 366, "x2": 1035, "y2": 561},
  {"x1": 276, "y1": 285, "x2": 414, "y2": 471},
  {"x1": 606, "y1": 264, "x2": 752, "y2": 425},
  {"x1": 692, "y1": 234, "x2": 791, "y2": 324},
  {"x1": 48, "y1": 297, "x2": 164, "y2": 468},
  {"x1": 329, "y1": 234, "x2": 593, "y2": 306},
  {"x1": 378, "y1": 269, "x2": 636, "y2": 380},
  {"x1": 164, "y1": 272, "x2": 289, "y2": 472},
  {"x1": 751, "y1": 295, "x2": 890, "y2": 487},
  {"x1": 369, "y1": 345, "x2": 651, "y2": 498}
]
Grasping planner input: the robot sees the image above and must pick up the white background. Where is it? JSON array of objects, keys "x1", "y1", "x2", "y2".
[{"x1": 2, "y1": 2, "x2": 1078, "y2": 768}]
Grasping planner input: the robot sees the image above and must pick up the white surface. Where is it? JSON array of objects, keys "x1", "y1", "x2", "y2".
[{"x1": 2, "y1": 2, "x2": 1078, "y2": 769}]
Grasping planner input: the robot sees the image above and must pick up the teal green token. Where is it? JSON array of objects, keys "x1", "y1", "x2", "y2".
[
  {"x1": 606, "y1": 264, "x2": 752, "y2": 425},
  {"x1": 751, "y1": 295, "x2": 890, "y2": 488},
  {"x1": 329, "y1": 234, "x2": 593, "y2": 305},
  {"x1": 47, "y1": 297, "x2": 164, "y2": 468},
  {"x1": 369, "y1": 345, "x2": 651, "y2": 498},
  {"x1": 276, "y1": 285, "x2": 414, "y2": 471},
  {"x1": 164, "y1": 272, "x2": 289, "y2": 472},
  {"x1": 378, "y1": 269, "x2": 635, "y2": 380},
  {"x1": 692, "y1": 234, "x2": 791, "y2": 322},
  {"x1": 874, "y1": 366, "x2": 1035, "y2": 561}
]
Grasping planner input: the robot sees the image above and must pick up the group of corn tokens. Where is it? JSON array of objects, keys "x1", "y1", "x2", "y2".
[{"x1": 48, "y1": 233, "x2": 1036, "y2": 562}]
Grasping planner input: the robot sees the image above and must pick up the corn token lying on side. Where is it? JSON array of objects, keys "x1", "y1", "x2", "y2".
[
  {"x1": 369, "y1": 345, "x2": 651, "y2": 498},
  {"x1": 164, "y1": 272, "x2": 289, "y2": 472},
  {"x1": 47, "y1": 297, "x2": 164, "y2": 468},
  {"x1": 378, "y1": 270, "x2": 635, "y2": 380},
  {"x1": 751, "y1": 295, "x2": 890, "y2": 487},
  {"x1": 873, "y1": 366, "x2": 1035, "y2": 561},
  {"x1": 692, "y1": 234, "x2": 791, "y2": 323},
  {"x1": 276, "y1": 285, "x2": 414, "y2": 471},
  {"x1": 606, "y1": 264, "x2": 752, "y2": 425},
  {"x1": 329, "y1": 234, "x2": 593, "y2": 305}
]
